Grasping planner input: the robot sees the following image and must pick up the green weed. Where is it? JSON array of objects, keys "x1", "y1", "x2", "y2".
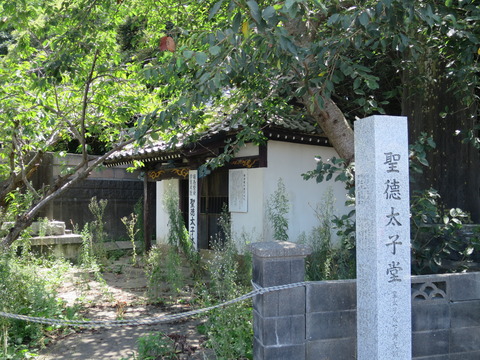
[
  {"x1": 266, "y1": 178, "x2": 289, "y2": 241},
  {"x1": 200, "y1": 210, "x2": 253, "y2": 360},
  {"x1": 0, "y1": 254, "x2": 76, "y2": 358}
]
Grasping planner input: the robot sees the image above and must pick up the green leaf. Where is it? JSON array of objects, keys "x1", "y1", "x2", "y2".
[
  {"x1": 359, "y1": 12, "x2": 369, "y2": 27},
  {"x1": 209, "y1": 0, "x2": 225, "y2": 20},
  {"x1": 285, "y1": 0, "x2": 296, "y2": 9},
  {"x1": 195, "y1": 52, "x2": 208, "y2": 66},
  {"x1": 232, "y1": 12, "x2": 242, "y2": 33},
  {"x1": 183, "y1": 50, "x2": 194, "y2": 59},
  {"x1": 209, "y1": 45, "x2": 221, "y2": 56},
  {"x1": 327, "y1": 13, "x2": 340, "y2": 26},
  {"x1": 247, "y1": 1, "x2": 261, "y2": 24},
  {"x1": 262, "y1": 6, "x2": 276, "y2": 21}
]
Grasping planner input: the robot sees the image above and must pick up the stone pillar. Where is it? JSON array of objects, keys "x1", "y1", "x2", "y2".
[
  {"x1": 355, "y1": 115, "x2": 412, "y2": 359},
  {"x1": 251, "y1": 241, "x2": 311, "y2": 360}
]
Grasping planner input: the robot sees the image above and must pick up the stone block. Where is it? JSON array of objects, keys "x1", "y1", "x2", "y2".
[
  {"x1": 256, "y1": 314, "x2": 305, "y2": 346},
  {"x1": 450, "y1": 326, "x2": 480, "y2": 353},
  {"x1": 450, "y1": 301, "x2": 480, "y2": 328},
  {"x1": 449, "y1": 272, "x2": 480, "y2": 301},
  {"x1": 278, "y1": 287, "x2": 306, "y2": 316},
  {"x1": 413, "y1": 355, "x2": 449, "y2": 360},
  {"x1": 253, "y1": 256, "x2": 264, "y2": 285},
  {"x1": 253, "y1": 257, "x2": 307, "y2": 287},
  {"x1": 262, "y1": 344, "x2": 306, "y2": 360},
  {"x1": 306, "y1": 310, "x2": 356, "y2": 341},
  {"x1": 290, "y1": 258, "x2": 307, "y2": 283},
  {"x1": 306, "y1": 337, "x2": 356, "y2": 360},
  {"x1": 307, "y1": 280, "x2": 356, "y2": 313},
  {"x1": 412, "y1": 330, "x2": 449, "y2": 358},
  {"x1": 411, "y1": 275, "x2": 448, "y2": 302},
  {"x1": 253, "y1": 336, "x2": 264, "y2": 360},
  {"x1": 254, "y1": 291, "x2": 279, "y2": 317},
  {"x1": 412, "y1": 303, "x2": 450, "y2": 331},
  {"x1": 26, "y1": 220, "x2": 66, "y2": 236},
  {"x1": 263, "y1": 259, "x2": 293, "y2": 287},
  {"x1": 449, "y1": 351, "x2": 480, "y2": 360},
  {"x1": 251, "y1": 241, "x2": 311, "y2": 259},
  {"x1": 254, "y1": 287, "x2": 306, "y2": 317}
]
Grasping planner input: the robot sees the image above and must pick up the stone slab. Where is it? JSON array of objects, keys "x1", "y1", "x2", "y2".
[
  {"x1": 448, "y1": 272, "x2": 480, "y2": 301},
  {"x1": 449, "y1": 352, "x2": 480, "y2": 360},
  {"x1": 450, "y1": 300, "x2": 480, "y2": 328},
  {"x1": 306, "y1": 280, "x2": 356, "y2": 313},
  {"x1": 251, "y1": 241, "x2": 311, "y2": 259},
  {"x1": 306, "y1": 337, "x2": 356, "y2": 360},
  {"x1": 412, "y1": 303, "x2": 450, "y2": 331},
  {"x1": 30, "y1": 234, "x2": 83, "y2": 245},
  {"x1": 412, "y1": 330, "x2": 449, "y2": 358},
  {"x1": 450, "y1": 327, "x2": 480, "y2": 353},
  {"x1": 355, "y1": 115, "x2": 412, "y2": 359},
  {"x1": 306, "y1": 310, "x2": 356, "y2": 340},
  {"x1": 253, "y1": 256, "x2": 306, "y2": 287}
]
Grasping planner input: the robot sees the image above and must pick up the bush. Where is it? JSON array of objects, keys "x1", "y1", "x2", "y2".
[
  {"x1": 301, "y1": 189, "x2": 355, "y2": 281},
  {"x1": 266, "y1": 178, "x2": 290, "y2": 242},
  {"x1": 0, "y1": 254, "x2": 74, "y2": 358},
  {"x1": 200, "y1": 211, "x2": 253, "y2": 360},
  {"x1": 136, "y1": 332, "x2": 178, "y2": 360},
  {"x1": 411, "y1": 189, "x2": 480, "y2": 274}
]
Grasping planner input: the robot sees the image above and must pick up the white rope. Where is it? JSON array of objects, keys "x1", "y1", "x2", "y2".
[{"x1": 0, "y1": 281, "x2": 310, "y2": 328}]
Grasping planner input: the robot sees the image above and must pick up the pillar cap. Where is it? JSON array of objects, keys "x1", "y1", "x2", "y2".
[{"x1": 250, "y1": 241, "x2": 311, "y2": 258}]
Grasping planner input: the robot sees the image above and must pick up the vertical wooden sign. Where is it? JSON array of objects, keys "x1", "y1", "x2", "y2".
[{"x1": 188, "y1": 170, "x2": 198, "y2": 250}]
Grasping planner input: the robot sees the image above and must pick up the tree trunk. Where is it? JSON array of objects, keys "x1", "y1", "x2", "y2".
[
  {"x1": 302, "y1": 93, "x2": 355, "y2": 163},
  {"x1": 283, "y1": 13, "x2": 355, "y2": 164}
]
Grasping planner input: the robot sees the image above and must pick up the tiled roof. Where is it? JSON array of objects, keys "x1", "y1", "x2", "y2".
[{"x1": 105, "y1": 115, "x2": 325, "y2": 166}]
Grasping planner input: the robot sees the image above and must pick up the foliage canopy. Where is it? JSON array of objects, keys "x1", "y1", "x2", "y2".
[{"x1": 0, "y1": 0, "x2": 479, "y2": 247}]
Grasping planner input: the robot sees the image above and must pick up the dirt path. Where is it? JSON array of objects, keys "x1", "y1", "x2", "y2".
[{"x1": 36, "y1": 258, "x2": 215, "y2": 359}]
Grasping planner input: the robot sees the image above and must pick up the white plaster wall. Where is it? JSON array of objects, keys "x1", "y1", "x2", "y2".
[
  {"x1": 155, "y1": 179, "x2": 179, "y2": 244},
  {"x1": 154, "y1": 141, "x2": 350, "y2": 248},
  {"x1": 235, "y1": 143, "x2": 259, "y2": 157},
  {"x1": 263, "y1": 141, "x2": 350, "y2": 244},
  {"x1": 230, "y1": 168, "x2": 265, "y2": 249}
]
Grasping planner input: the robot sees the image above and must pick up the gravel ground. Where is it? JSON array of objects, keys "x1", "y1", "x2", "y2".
[{"x1": 36, "y1": 258, "x2": 215, "y2": 359}]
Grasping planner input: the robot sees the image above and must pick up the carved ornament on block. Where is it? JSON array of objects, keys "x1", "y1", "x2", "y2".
[{"x1": 411, "y1": 281, "x2": 447, "y2": 301}]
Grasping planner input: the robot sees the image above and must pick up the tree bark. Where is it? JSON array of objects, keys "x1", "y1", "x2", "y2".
[
  {"x1": 283, "y1": 9, "x2": 355, "y2": 164},
  {"x1": 311, "y1": 95, "x2": 355, "y2": 164}
]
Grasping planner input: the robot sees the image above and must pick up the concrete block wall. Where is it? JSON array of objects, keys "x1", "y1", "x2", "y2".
[
  {"x1": 252, "y1": 242, "x2": 480, "y2": 360},
  {"x1": 306, "y1": 280, "x2": 357, "y2": 359},
  {"x1": 252, "y1": 241, "x2": 310, "y2": 360}
]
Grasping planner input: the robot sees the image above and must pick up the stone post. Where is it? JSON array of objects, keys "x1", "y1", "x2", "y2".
[
  {"x1": 355, "y1": 115, "x2": 412, "y2": 359},
  {"x1": 251, "y1": 241, "x2": 311, "y2": 360}
]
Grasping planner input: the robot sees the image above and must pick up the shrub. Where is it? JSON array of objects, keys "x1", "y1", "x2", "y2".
[
  {"x1": 302, "y1": 189, "x2": 355, "y2": 281},
  {"x1": 410, "y1": 189, "x2": 480, "y2": 274},
  {"x1": 266, "y1": 178, "x2": 289, "y2": 242},
  {"x1": 136, "y1": 332, "x2": 178, "y2": 360},
  {"x1": 201, "y1": 211, "x2": 253, "y2": 360},
  {"x1": 0, "y1": 255, "x2": 74, "y2": 358}
]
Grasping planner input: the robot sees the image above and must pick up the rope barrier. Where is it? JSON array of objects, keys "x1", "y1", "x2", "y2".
[{"x1": 0, "y1": 281, "x2": 310, "y2": 329}]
